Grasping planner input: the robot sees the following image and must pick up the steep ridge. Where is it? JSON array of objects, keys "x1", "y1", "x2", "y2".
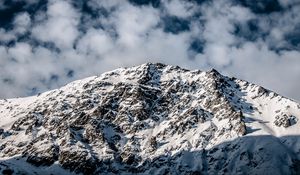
[{"x1": 0, "y1": 63, "x2": 300, "y2": 175}]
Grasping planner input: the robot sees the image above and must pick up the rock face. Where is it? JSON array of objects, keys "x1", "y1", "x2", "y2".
[{"x1": 0, "y1": 63, "x2": 300, "y2": 175}]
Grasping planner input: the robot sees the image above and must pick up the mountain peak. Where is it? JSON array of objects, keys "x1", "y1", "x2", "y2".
[{"x1": 1, "y1": 63, "x2": 300, "y2": 174}]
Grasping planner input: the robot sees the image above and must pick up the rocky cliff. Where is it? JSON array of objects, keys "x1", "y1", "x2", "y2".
[{"x1": 1, "y1": 63, "x2": 300, "y2": 175}]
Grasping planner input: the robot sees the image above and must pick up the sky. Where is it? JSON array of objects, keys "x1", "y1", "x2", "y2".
[{"x1": 0, "y1": 0, "x2": 299, "y2": 101}]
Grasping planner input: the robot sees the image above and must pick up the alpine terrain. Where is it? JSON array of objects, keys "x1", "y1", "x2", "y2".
[{"x1": 1, "y1": 63, "x2": 300, "y2": 175}]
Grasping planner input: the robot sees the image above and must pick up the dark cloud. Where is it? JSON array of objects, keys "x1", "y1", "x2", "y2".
[
  {"x1": 66, "y1": 69, "x2": 74, "y2": 78},
  {"x1": 233, "y1": 19, "x2": 266, "y2": 42},
  {"x1": 0, "y1": 1, "x2": 26, "y2": 28},
  {"x1": 285, "y1": 27, "x2": 300, "y2": 50},
  {"x1": 0, "y1": 0, "x2": 47, "y2": 27},
  {"x1": 189, "y1": 39, "x2": 205, "y2": 54},
  {"x1": 128, "y1": 0, "x2": 161, "y2": 8},
  {"x1": 237, "y1": 0, "x2": 282, "y2": 14},
  {"x1": 161, "y1": 16, "x2": 190, "y2": 34},
  {"x1": 188, "y1": 0, "x2": 210, "y2": 5}
]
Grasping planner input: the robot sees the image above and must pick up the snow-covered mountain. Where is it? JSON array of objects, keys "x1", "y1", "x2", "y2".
[{"x1": 1, "y1": 63, "x2": 300, "y2": 175}]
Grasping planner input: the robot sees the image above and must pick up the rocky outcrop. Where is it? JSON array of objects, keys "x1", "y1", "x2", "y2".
[
  {"x1": 0, "y1": 63, "x2": 299, "y2": 175},
  {"x1": 274, "y1": 114, "x2": 297, "y2": 127}
]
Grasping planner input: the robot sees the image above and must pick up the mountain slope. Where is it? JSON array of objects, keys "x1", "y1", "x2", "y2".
[{"x1": 0, "y1": 63, "x2": 300, "y2": 175}]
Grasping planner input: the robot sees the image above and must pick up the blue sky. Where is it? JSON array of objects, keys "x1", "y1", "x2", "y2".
[{"x1": 0, "y1": 0, "x2": 299, "y2": 101}]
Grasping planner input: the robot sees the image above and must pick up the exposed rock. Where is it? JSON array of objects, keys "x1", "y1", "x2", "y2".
[
  {"x1": 274, "y1": 114, "x2": 297, "y2": 127},
  {"x1": 0, "y1": 63, "x2": 299, "y2": 175},
  {"x1": 59, "y1": 150, "x2": 97, "y2": 174}
]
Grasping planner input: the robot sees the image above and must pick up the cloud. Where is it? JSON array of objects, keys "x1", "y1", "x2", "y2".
[
  {"x1": 32, "y1": 0, "x2": 80, "y2": 49},
  {"x1": 0, "y1": 29, "x2": 16, "y2": 43},
  {"x1": 112, "y1": 3, "x2": 160, "y2": 48},
  {"x1": 13, "y1": 12, "x2": 31, "y2": 35},
  {"x1": 76, "y1": 28, "x2": 114, "y2": 57},
  {"x1": 8, "y1": 42, "x2": 32, "y2": 63},
  {"x1": 0, "y1": 0, "x2": 299, "y2": 102},
  {"x1": 223, "y1": 41, "x2": 300, "y2": 100},
  {"x1": 163, "y1": 0, "x2": 196, "y2": 18}
]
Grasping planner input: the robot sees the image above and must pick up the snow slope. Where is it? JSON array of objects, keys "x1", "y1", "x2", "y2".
[{"x1": 0, "y1": 63, "x2": 300, "y2": 175}]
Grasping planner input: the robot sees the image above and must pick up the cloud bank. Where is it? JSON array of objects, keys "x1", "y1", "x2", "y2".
[{"x1": 0, "y1": 0, "x2": 299, "y2": 101}]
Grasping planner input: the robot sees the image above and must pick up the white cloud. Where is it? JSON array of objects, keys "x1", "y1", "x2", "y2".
[
  {"x1": 112, "y1": 3, "x2": 160, "y2": 48},
  {"x1": 0, "y1": 0, "x2": 300, "y2": 102},
  {"x1": 76, "y1": 28, "x2": 114, "y2": 57},
  {"x1": 223, "y1": 41, "x2": 300, "y2": 100},
  {"x1": 8, "y1": 42, "x2": 32, "y2": 63},
  {"x1": 13, "y1": 12, "x2": 31, "y2": 35},
  {"x1": 0, "y1": 46, "x2": 8, "y2": 67},
  {"x1": 163, "y1": 0, "x2": 196, "y2": 18},
  {"x1": 0, "y1": 29, "x2": 16, "y2": 42},
  {"x1": 205, "y1": 44, "x2": 232, "y2": 67},
  {"x1": 32, "y1": 0, "x2": 80, "y2": 49}
]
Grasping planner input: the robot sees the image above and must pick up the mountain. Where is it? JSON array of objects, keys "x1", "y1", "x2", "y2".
[{"x1": 1, "y1": 63, "x2": 300, "y2": 175}]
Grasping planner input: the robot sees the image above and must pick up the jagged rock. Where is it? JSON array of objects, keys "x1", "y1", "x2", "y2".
[
  {"x1": 24, "y1": 143, "x2": 59, "y2": 166},
  {"x1": 0, "y1": 63, "x2": 300, "y2": 175},
  {"x1": 59, "y1": 150, "x2": 97, "y2": 174},
  {"x1": 149, "y1": 136, "x2": 158, "y2": 151},
  {"x1": 274, "y1": 114, "x2": 297, "y2": 127}
]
